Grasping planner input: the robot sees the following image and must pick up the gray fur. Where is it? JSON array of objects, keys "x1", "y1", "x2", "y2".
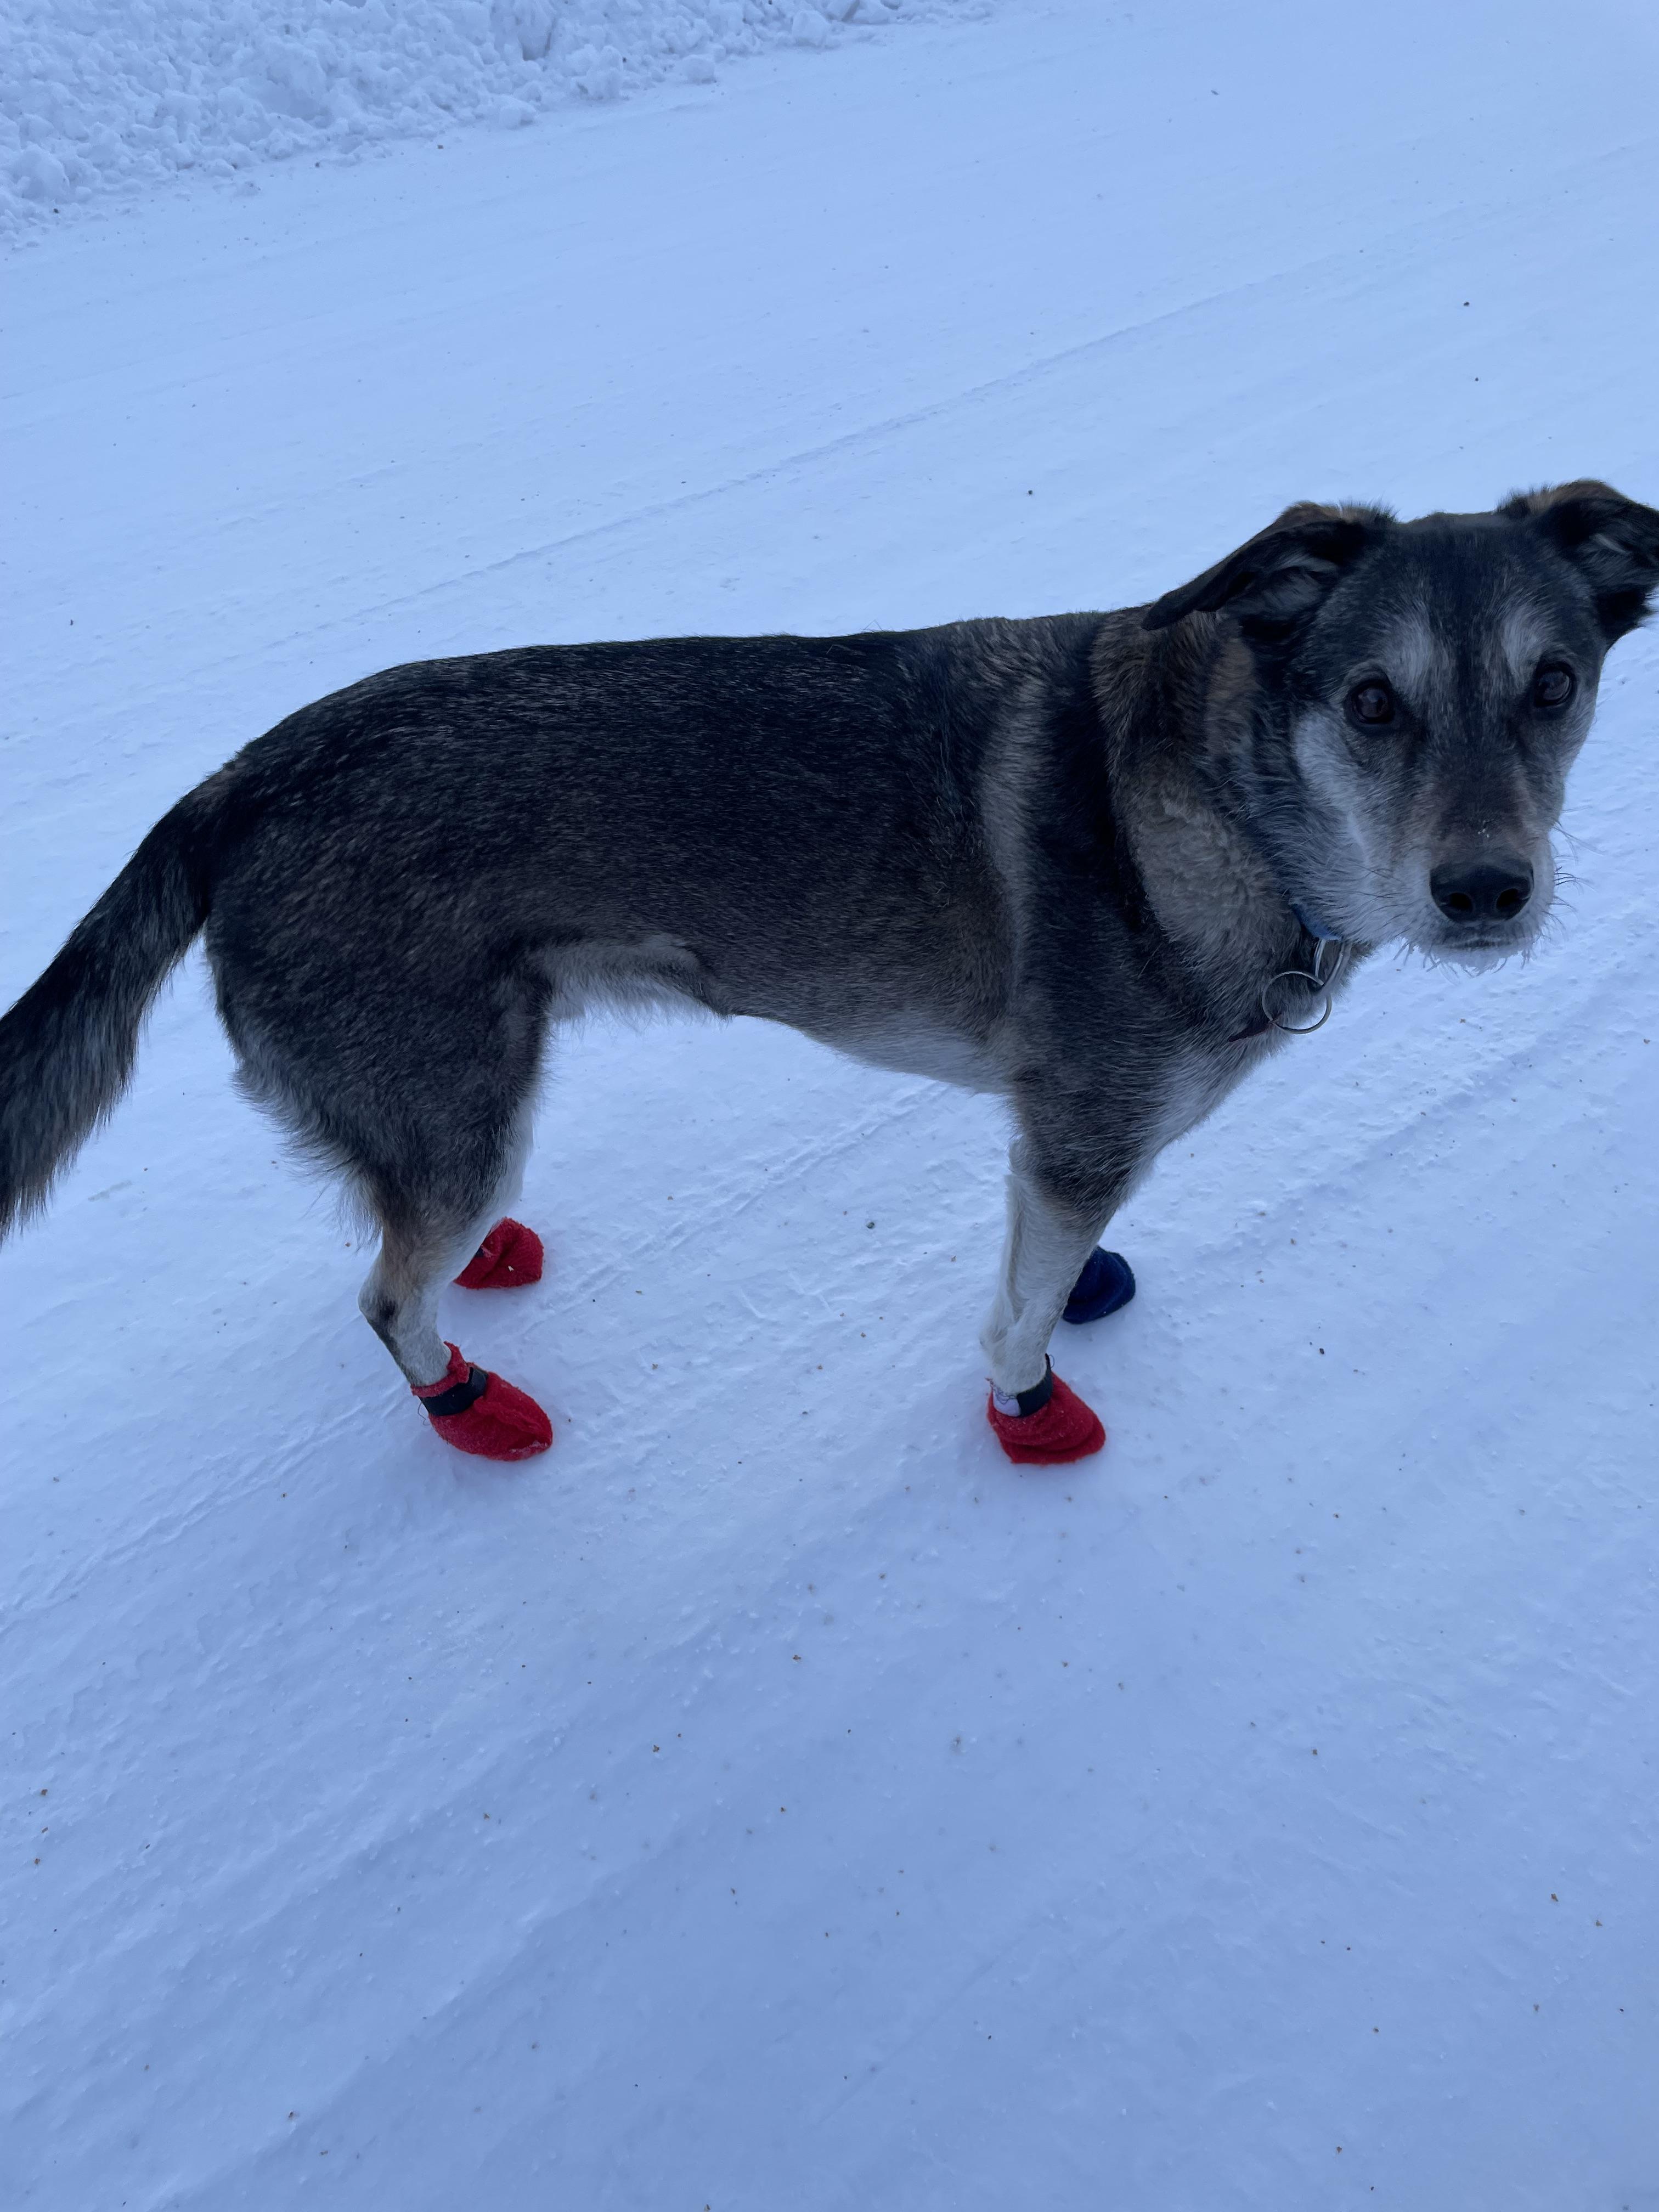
[{"x1": 3, "y1": 482, "x2": 1655, "y2": 1418}]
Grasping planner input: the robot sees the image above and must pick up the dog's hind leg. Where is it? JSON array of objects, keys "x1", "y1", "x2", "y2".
[
  {"x1": 224, "y1": 964, "x2": 555, "y2": 1459},
  {"x1": 359, "y1": 1216, "x2": 481, "y2": 1390},
  {"x1": 358, "y1": 1244, "x2": 551, "y2": 1465},
  {"x1": 350, "y1": 1098, "x2": 552, "y2": 1461},
  {"x1": 207, "y1": 844, "x2": 561, "y2": 1456}
]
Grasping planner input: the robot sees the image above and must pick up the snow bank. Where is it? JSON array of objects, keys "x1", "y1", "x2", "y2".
[{"x1": 1, "y1": 0, "x2": 978, "y2": 234}]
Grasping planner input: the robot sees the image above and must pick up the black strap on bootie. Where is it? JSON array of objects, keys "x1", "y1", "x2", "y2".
[
  {"x1": 992, "y1": 1358, "x2": 1054, "y2": 1419},
  {"x1": 420, "y1": 1364, "x2": 489, "y2": 1419}
]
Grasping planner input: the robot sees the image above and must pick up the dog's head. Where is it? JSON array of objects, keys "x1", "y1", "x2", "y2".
[{"x1": 1144, "y1": 482, "x2": 1659, "y2": 963}]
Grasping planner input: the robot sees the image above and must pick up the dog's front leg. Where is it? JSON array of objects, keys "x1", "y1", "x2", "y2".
[
  {"x1": 979, "y1": 1134, "x2": 1136, "y2": 1465},
  {"x1": 981, "y1": 1135, "x2": 1118, "y2": 1393}
]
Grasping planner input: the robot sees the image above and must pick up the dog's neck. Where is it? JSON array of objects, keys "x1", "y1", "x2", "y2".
[{"x1": 1093, "y1": 614, "x2": 1359, "y2": 1030}]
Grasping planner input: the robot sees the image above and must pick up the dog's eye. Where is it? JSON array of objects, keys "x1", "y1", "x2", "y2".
[
  {"x1": 1347, "y1": 681, "x2": 1396, "y2": 726},
  {"x1": 1533, "y1": 663, "x2": 1574, "y2": 708}
]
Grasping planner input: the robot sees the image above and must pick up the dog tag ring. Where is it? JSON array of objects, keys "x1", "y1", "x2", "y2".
[{"x1": 1260, "y1": 938, "x2": 1347, "y2": 1035}]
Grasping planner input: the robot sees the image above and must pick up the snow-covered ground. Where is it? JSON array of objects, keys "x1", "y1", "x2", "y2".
[{"x1": 4, "y1": 2, "x2": 1657, "y2": 2205}]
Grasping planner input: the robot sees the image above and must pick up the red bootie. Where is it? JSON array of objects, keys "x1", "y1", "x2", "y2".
[
  {"x1": 986, "y1": 1362, "x2": 1105, "y2": 1465},
  {"x1": 412, "y1": 1342, "x2": 553, "y2": 1461},
  {"x1": 454, "y1": 1217, "x2": 544, "y2": 1290}
]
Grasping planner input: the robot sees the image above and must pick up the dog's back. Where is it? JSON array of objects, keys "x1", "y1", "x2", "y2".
[{"x1": 203, "y1": 617, "x2": 1102, "y2": 1048}]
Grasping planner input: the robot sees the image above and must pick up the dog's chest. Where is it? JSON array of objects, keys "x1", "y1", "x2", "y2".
[{"x1": 1145, "y1": 1033, "x2": 1268, "y2": 1156}]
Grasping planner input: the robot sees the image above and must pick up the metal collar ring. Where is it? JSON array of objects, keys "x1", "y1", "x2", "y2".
[{"x1": 1260, "y1": 938, "x2": 1348, "y2": 1035}]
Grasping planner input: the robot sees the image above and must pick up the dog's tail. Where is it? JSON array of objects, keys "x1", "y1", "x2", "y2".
[{"x1": 0, "y1": 774, "x2": 234, "y2": 1238}]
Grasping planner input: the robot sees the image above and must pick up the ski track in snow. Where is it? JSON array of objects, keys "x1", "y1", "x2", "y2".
[{"x1": 4, "y1": 2, "x2": 1659, "y2": 2206}]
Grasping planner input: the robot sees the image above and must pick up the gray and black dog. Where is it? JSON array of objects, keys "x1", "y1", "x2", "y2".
[{"x1": 3, "y1": 481, "x2": 1655, "y2": 1463}]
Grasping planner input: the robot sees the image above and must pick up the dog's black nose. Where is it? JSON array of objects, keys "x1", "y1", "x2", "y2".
[{"x1": 1430, "y1": 856, "x2": 1533, "y2": 924}]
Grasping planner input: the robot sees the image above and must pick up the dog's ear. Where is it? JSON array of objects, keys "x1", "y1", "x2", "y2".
[
  {"x1": 1500, "y1": 480, "x2": 1659, "y2": 642},
  {"x1": 1141, "y1": 503, "x2": 1383, "y2": 634}
]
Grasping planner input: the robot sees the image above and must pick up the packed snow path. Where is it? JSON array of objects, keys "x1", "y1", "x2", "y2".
[{"x1": 4, "y1": 3, "x2": 1657, "y2": 2205}]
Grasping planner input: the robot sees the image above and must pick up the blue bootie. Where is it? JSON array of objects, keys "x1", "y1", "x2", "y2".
[{"x1": 1062, "y1": 1247, "x2": 1136, "y2": 1326}]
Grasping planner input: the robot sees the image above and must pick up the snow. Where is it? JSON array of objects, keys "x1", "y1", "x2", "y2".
[
  {"x1": 0, "y1": 0, "x2": 976, "y2": 234},
  {"x1": 3, "y1": 1, "x2": 1658, "y2": 2204}
]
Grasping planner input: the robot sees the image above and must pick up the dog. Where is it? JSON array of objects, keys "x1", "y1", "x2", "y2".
[{"x1": 3, "y1": 481, "x2": 1655, "y2": 1464}]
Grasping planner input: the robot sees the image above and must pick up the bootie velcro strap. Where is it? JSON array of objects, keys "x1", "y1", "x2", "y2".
[
  {"x1": 418, "y1": 1363, "x2": 489, "y2": 1419},
  {"x1": 991, "y1": 1359, "x2": 1055, "y2": 1420},
  {"x1": 413, "y1": 1342, "x2": 489, "y2": 1418}
]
